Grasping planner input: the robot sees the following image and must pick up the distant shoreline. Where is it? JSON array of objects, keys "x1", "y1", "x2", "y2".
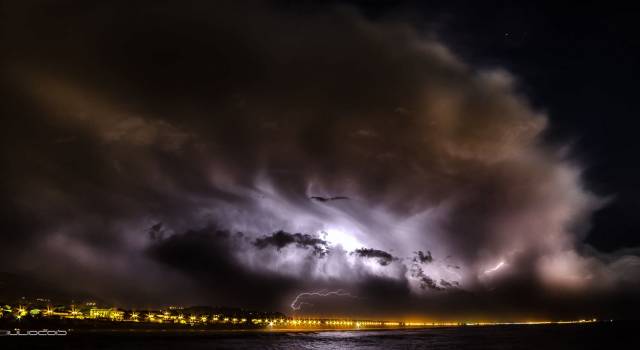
[
  {"x1": 67, "y1": 326, "x2": 444, "y2": 334},
  {"x1": 2, "y1": 320, "x2": 611, "y2": 337}
]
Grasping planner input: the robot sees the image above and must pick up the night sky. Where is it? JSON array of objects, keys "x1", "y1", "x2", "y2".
[{"x1": 1, "y1": 0, "x2": 640, "y2": 321}]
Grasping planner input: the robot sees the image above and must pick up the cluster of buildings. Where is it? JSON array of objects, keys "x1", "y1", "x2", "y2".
[
  {"x1": 0, "y1": 300, "x2": 413, "y2": 328},
  {"x1": 0, "y1": 299, "x2": 401, "y2": 328},
  {"x1": 1, "y1": 302, "x2": 125, "y2": 322},
  {"x1": 0, "y1": 298, "x2": 601, "y2": 329}
]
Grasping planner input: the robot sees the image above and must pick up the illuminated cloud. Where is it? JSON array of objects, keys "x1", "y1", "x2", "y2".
[{"x1": 0, "y1": 0, "x2": 638, "y2": 319}]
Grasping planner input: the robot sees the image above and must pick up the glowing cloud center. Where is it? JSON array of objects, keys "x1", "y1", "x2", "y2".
[{"x1": 321, "y1": 228, "x2": 364, "y2": 252}]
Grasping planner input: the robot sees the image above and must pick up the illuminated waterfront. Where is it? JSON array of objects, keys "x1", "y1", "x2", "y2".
[{"x1": 0, "y1": 299, "x2": 602, "y2": 332}]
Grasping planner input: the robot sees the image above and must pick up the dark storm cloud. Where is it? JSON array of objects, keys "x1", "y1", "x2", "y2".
[
  {"x1": 147, "y1": 223, "x2": 166, "y2": 241},
  {"x1": 254, "y1": 231, "x2": 328, "y2": 256},
  {"x1": 146, "y1": 226, "x2": 300, "y2": 309},
  {"x1": 413, "y1": 250, "x2": 433, "y2": 264},
  {"x1": 0, "y1": 0, "x2": 639, "y2": 319},
  {"x1": 352, "y1": 248, "x2": 395, "y2": 266}
]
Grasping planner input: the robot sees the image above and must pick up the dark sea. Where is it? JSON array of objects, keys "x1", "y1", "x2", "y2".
[{"x1": 2, "y1": 323, "x2": 635, "y2": 349}]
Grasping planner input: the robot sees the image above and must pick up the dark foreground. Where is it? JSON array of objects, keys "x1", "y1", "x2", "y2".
[{"x1": 1, "y1": 322, "x2": 634, "y2": 349}]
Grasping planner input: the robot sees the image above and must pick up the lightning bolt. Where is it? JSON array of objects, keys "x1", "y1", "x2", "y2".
[
  {"x1": 290, "y1": 289, "x2": 355, "y2": 310},
  {"x1": 484, "y1": 260, "x2": 505, "y2": 274}
]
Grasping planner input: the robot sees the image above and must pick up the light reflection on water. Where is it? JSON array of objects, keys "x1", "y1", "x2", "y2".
[{"x1": 2, "y1": 323, "x2": 633, "y2": 350}]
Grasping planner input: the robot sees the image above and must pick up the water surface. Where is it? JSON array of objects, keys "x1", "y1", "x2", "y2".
[{"x1": 2, "y1": 323, "x2": 632, "y2": 349}]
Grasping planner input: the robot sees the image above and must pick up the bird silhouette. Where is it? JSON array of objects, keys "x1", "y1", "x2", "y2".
[{"x1": 309, "y1": 196, "x2": 349, "y2": 202}]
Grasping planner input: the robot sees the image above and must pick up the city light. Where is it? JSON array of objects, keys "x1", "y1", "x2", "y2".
[{"x1": 0, "y1": 300, "x2": 604, "y2": 331}]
